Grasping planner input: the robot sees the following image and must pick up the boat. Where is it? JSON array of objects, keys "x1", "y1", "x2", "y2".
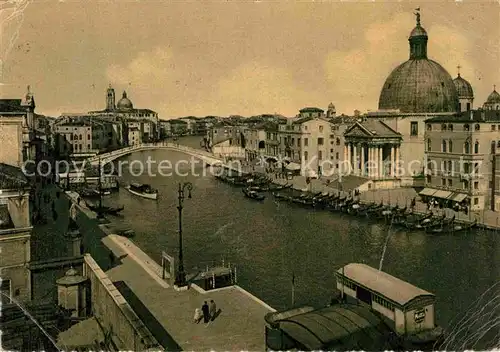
[
  {"x1": 116, "y1": 228, "x2": 135, "y2": 238},
  {"x1": 89, "y1": 158, "x2": 125, "y2": 217},
  {"x1": 87, "y1": 204, "x2": 124, "y2": 216},
  {"x1": 126, "y1": 183, "x2": 158, "y2": 200},
  {"x1": 242, "y1": 188, "x2": 265, "y2": 201}
]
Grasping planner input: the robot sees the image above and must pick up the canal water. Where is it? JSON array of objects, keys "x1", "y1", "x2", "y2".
[{"x1": 105, "y1": 139, "x2": 499, "y2": 338}]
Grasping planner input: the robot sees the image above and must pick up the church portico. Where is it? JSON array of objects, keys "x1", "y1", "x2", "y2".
[{"x1": 344, "y1": 121, "x2": 402, "y2": 179}]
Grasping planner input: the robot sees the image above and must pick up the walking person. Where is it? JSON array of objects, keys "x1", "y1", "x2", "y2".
[
  {"x1": 202, "y1": 301, "x2": 210, "y2": 324},
  {"x1": 209, "y1": 299, "x2": 217, "y2": 321}
]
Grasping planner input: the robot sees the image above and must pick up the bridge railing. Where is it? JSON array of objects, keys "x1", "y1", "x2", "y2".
[{"x1": 88, "y1": 142, "x2": 223, "y2": 163}]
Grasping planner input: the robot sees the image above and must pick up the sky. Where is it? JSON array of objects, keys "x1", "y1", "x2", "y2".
[{"x1": 0, "y1": 1, "x2": 499, "y2": 119}]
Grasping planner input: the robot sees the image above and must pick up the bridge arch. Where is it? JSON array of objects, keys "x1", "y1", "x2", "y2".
[{"x1": 87, "y1": 143, "x2": 224, "y2": 167}]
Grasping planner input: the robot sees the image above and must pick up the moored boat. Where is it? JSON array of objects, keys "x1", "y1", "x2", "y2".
[
  {"x1": 242, "y1": 188, "x2": 265, "y2": 201},
  {"x1": 126, "y1": 183, "x2": 158, "y2": 200}
]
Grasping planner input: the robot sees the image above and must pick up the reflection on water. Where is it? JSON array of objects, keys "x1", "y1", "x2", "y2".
[{"x1": 107, "y1": 148, "x2": 500, "y2": 333}]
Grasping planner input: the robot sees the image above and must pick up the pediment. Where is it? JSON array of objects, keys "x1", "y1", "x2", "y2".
[{"x1": 345, "y1": 125, "x2": 371, "y2": 137}]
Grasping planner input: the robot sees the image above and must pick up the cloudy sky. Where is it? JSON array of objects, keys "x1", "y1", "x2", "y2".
[{"x1": 1, "y1": 1, "x2": 499, "y2": 119}]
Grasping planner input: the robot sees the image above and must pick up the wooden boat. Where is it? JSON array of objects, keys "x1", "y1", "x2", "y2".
[
  {"x1": 116, "y1": 228, "x2": 135, "y2": 238},
  {"x1": 126, "y1": 183, "x2": 158, "y2": 200},
  {"x1": 403, "y1": 212, "x2": 434, "y2": 229},
  {"x1": 88, "y1": 204, "x2": 124, "y2": 216},
  {"x1": 242, "y1": 188, "x2": 265, "y2": 201},
  {"x1": 268, "y1": 183, "x2": 292, "y2": 191},
  {"x1": 425, "y1": 215, "x2": 456, "y2": 232},
  {"x1": 414, "y1": 214, "x2": 446, "y2": 230}
]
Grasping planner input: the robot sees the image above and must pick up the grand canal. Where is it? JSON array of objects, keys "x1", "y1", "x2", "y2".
[{"x1": 106, "y1": 139, "x2": 499, "y2": 336}]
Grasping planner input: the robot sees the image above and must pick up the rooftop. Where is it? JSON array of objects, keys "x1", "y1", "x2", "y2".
[
  {"x1": 337, "y1": 263, "x2": 434, "y2": 308},
  {"x1": 0, "y1": 163, "x2": 29, "y2": 190},
  {"x1": 0, "y1": 99, "x2": 24, "y2": 114},
  {"x1": 345, "y1": 120, "x2": 401, "y2": 139},
  {"x1": 425, "y1": 110, "x2": 500, "y2": 123},
  {"x1": 268, "y1": 304, "x2": 397, "y2": 350}
]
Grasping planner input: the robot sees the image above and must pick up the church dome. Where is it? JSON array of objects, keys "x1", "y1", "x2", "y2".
[
  {"x1": 378, "y1": 14, "x2": 459, "y2": 113},
  {"x1": 453, "y1": 74, "x2": 474, "y2": 98},
  {"x1": 117, "y1": 91, "x2": 133, "y2": 110},
  {"x1": 486, "y1": 89, "x2": 500, "y2": 104}
]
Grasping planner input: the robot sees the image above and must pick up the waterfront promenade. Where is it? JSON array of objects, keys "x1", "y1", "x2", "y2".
[{"x1": 65, "y1": 190, "x2": 275, "y2": 351}]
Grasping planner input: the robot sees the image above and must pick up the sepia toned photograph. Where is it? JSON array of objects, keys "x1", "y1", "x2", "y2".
[{"x1": 0, "y1": 0, "x2": 499, "y2": 350}]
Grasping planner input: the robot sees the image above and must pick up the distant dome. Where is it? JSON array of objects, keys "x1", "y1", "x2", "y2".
[
  {"x1": 486, "y1": 89, "x2": 500, "y2": 104},
  {"x1": 378, "y1": 15, "x2": 458, "y2": 113},
  {"x1": 117, "y1": 91, "x2": 133, "y2": 110},
  {"x1": 328, "y1": 102, "x2": 335, "y2": 108},
  {"x1": 453, "y1": 74, "x2": 474, "y2": 98}
]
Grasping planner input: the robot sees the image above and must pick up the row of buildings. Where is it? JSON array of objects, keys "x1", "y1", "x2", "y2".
[{"x1": 205, "y1": 14, "x2": 500, "y2": 213}]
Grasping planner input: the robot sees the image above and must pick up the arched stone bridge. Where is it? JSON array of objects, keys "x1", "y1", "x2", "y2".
[{"x1": 86, "y1": 142, "x2": 225, "y2": 167}]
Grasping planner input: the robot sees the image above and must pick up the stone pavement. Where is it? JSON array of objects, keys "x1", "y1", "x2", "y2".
[{"x1": 102, "y1": 234, "x2": 274, "y2": 351}]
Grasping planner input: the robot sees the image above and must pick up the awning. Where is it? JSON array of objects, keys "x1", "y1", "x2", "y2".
[
  {"x1": 286, "y1": 162, "x2": 301, "y2": 171},
  {"x1": 433, "y1": 190, "x2": 453, "y2": 199},
  {"x1": 450, "y1": 193, "x2": 468, "y2": 203},
  {"x1": 419, "y1": 188, "x2": 437, "y2": 197}
]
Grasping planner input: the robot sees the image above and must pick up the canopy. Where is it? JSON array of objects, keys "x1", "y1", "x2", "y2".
[
  {"x1": 286, "y1": 162, "x2": 301, "y2": 171},
  {"x1": 450, "y1": 193, "x2": 468, "y2": 203},
  {"x1": 419, "y1": 188, "x2": 437, "y2": 197}
]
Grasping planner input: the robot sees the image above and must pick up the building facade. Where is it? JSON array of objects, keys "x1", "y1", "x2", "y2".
[
  {"x1": 423, "y1": 110, "x2": 500, "y2": 212},
  {"x1": 365, "y1": 14, "x2": 463, "y2": 185}
]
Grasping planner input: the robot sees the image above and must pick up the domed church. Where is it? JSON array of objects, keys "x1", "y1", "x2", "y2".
[{"x1": 343, "y1": 10, "x2": 472, "y2": 187}]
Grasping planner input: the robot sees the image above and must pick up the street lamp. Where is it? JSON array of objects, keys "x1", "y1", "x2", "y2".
[{"x1": 174, "y1": 182, "x2": 193, "y2": 288}]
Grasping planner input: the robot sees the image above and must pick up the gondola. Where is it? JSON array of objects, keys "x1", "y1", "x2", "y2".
[
  {"x1": 403, "y1": 212, "x2": 434, "y2": 229},
  {"x1": 425, "y1": 215, "x2": 456, "y2": 232},
  {"x1": 413, "y1": 214, "x2": 446, "y2": 230},
  {"x1": 269, "y1": 183, "x2": 292, "y2": 191},
  {"x1": 87, "y1": 204, "x2": 124, "y2": 216},
  {"x1": 428, "y1": 219, "x2": 477, "y2": 235},
  {"x1": 242, "y1": 188, "x2": 265, "y2": 201}
]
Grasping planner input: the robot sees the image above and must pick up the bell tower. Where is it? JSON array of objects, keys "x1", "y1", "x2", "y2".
[{"x1": 106, "y1": 84, "x2": 116, "y2": 111}]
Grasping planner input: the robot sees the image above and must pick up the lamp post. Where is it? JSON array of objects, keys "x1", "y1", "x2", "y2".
[{"x1": 174, "y1": 182, "x2": 193, "y2": 288}]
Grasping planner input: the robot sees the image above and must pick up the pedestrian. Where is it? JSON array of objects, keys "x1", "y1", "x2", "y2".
[
  {"x1": 202, "y1": 301, "x2": 210, "y2": 323},
  {"x1": 193, "y1": 308, "x2": 202, "y2": 324},
  {"x1": 209, "y1": 299, "x2": 217, "y2": 321}
]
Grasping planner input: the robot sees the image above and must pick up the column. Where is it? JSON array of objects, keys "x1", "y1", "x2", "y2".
[
  {"x1": 390, "y1": 145, "x2": 395, "y2": 177},
  {"x1": 368, "y1": 147, "x2": 374, "y2": 177},
  {"x1": 347, "y1": 143, "x2": 352, "y2": 169},
  {"x1": 378, "y1": 146, "x2": 383, "y2": 178},
  {"x1": 353, "y1": 143, "x2": 358, "y2": 175},
  {"x1": 360, "y1": 144, "x2": 365, "y2": 176},
  {"x1": 395, "y1": 146, "x2": 400, "y2": 177},
  {"x1": 343, "y1": 144, "x2": 348, "y2": 165}
]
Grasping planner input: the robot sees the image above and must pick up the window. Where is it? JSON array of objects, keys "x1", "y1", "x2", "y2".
[
  {"x1": 442, "y1": 140, "x2": 447, "y2": 152},
  {"x1": 426, "y1": 124, "x2": 432, "y2": 131},
  {"x1": 318, "y1": 138, "x2": 324, "y2": 145},
  {"x1": 463, "y1": 180, "x2": 469, "y2": 189},
  {"x1": 442, "y1": 178, "x2": 446, "y2": 186},
  {"x1": 297, "y1": 138, "x2": 301, "y2": 146},
  {"x1": 304, "y1": 138, "x2": 308, "y2": 147},
  {"x1": 475, "y1": 124, "x2": 480, "y2": 131},
  {"x1": 336, "y1": 152, "x2": 339, "y2": 159},
  {"x1": 492, "y1": 125, "x2": 496, "y2": 131},
  {"x1": 319, "y1": 126, "x2": 324, "y2": 133},
  {"x1": 474, "y1": 141, "x2": 479, "y2": 154},
  {"x1": 318, "y1": 151, "x2": 323, "y2": 160},
  {"x1": 336, "y1": 138, "x2": 341, "y2": 145},
  {"x1": 448, "y1": 124, "x2": 453, "y2": 131},
  {"x1": 474, "y1": 181, "x2": 479, "y2": 190},
  {"x1": 87, "y1": 144, "x2": 90, "y2": 149},
  {"x1": 87, "y1": 134, "x2": 90, "y2": 139},
  {"x1": 464, "y1": 124, "x2": 470, "y2": 131},
  {"x1": 304, "y1": 151, "x2": 308, "y2": 161},
  {"x1": 410, "y1": 121, "x2": 418, "y2": 136},
  {"x1": 427, "y1": 139, "x2": 432, "y2": 151},
  {"x1": 449, "y1": 140, "x2": 453, "y2": 153},
  {"x1": 458, "y1": 103, "x2": 462, "y2": 111},
  {"x1": 304, "y1": 126, "x2": 308, "y2": 131},
  {"x1": 474, "y1": 198, "x2": 479, "y2": 205},
  {"x1": 464, "y1": 141, "x2": 471, "y2": 154},
  {"x1": 467, "y1": 103, "x2": 471, "y2": 111},
  {"x1": 79, "y1": 134, "x2": 83, "y2": 140},
  {"x1": 448, "y1": 179, "x2": 452, "y2": 187},
  {"x1": 330, "y1": 149, "x2": 334, "y2": 153},
  {"x1": 0, "y1": 279, "x2": 11, "y2": 304},
  {"x1": 426, "y1": 175, "x2": 431, "y2": 183}
]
